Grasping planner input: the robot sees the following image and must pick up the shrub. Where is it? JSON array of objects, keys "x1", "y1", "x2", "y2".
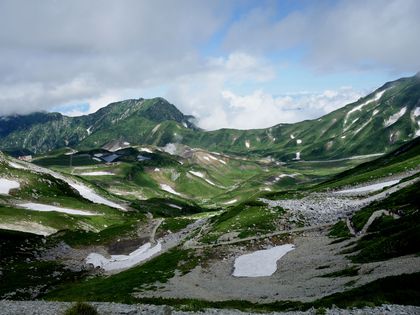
[{"x1": 64, "y1": 302, "x2": 98, "y2": 315}]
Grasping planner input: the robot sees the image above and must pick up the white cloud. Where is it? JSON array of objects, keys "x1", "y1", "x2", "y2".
[
  {"x1": 224, "y1": 0, "x2": 420, "y2": 72},
  {"x1": 0, "y1": 0, "x2": 230, "y2": 116},
  {"x1": 167, "y1": 52, "x2": 363, "y2": 130}
]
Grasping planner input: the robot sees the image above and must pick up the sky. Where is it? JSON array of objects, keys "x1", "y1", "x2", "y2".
[{"x1": 0, "y1": 0, "x2": 419, "y2": 130}]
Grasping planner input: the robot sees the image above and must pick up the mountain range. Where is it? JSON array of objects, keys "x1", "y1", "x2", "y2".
[{"x1": 1, "y1": 74, "x2": 419, "y2": 160}]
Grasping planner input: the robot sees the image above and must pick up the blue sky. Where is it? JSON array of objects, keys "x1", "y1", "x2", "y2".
[{"x1": 0, "y1": 0, "x2": 419, "y2": 129}]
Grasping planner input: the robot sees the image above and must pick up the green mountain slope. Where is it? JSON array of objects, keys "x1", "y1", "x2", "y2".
[{"x1": 1, "y1": 75, "x2": 419, "y2": 160}]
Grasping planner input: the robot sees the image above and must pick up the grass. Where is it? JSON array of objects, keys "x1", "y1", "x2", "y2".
[
  {"x1": 157, "y1": 217, "x2": 193, "y2": 235},
  {"x1": 345, "y1": 214, "x2": 420, "y2": 263},
  {"x1": 320, "y1": 266, "x2": 360, "y2": 278},
  {"x1": 64, "y1": 302, "x2": 99, "y2": 315},
  {"x1": 0, "y1": 229, "x2": 86, "y2": 300},
  {"x1": 130, "y1": 272, "x2": 420, "y2": 311},
  {"x1": 199, "y1": 200, "x2": 283, "y2": 243},
  {"x1": 351, "y1": 179, "x2": 419, "y2": 231},
  {"x1": 328, "y1": 221, "x2": 352, "y2": 239},
  {"x1": 45, "y1": 249, "x2": 199, "y2": 303}
]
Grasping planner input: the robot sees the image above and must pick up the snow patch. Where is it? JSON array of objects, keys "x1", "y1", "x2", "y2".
[
  {"x1": 290, "y1": 134, "x2": 295, "y2": 139},
  {"x1": 86, "y1": 242, "x2": 162, "y2": 271},
  {"x1": 80, "y1": 171, "x2": 114, "y2": 176},
  {"x1": 413, "y1": 107, "x2": 420, "y2": 118},
  {"x1": 68, "y1": 182, "x2": 125, "y2": 210},
  {"x1": 293, "y1": 152, "x2": 301, "y2": 160},
  {"x1": 160, "y1": 184, "x2": 182, "y2": 196},
  {"x1": 151, "y1": 124, "x2": 161, "y2": 134},
  {"x1": 139, "y1": 147, "x2": 153, "y2": 153},
  {"x1": 344, "y1": 89, "x2": 387, "y2": 126},
  {"x1": 245, "y1": 140, "x2": 250, "y2": 148},
  {"x1": 189, "y1": 171, "x2": 217, "y2": 186},
  {"x1": 8, "y1": 161, "x2": 28, "y2": 169},
  {"x1": 223, "y1": 199, "x2": 237, "y2": 205},
  {"x1": 19, "y1": 202, "x2": 98, "y2": 216},
  {"x1": 296, "y1": 139, "x2": 302, "y2": 144},
  {"x1": 0, "y1": 178, "x2": 20, "y2": 194},
  {"x1": 233, "y1": 244, "x2": 295, "y2": 277},
  {"x1": 86, "y1": 126, "x2": 93, "y2": 135},
  {"x1": 354, "y1": 118, "x2": 372, "y2": 135},
  {"x1": 372, "y1": 109, "x2": 380, "y2": 116},
  {"x1": 384, "y1": 107, "x2": 407, "y2": 127},
  {"x1": 167, "y1": 203, "x2": 182, "y2": 210},
  {"x1": 334, "y1": 179, "x2": 400, "y2": 194}
]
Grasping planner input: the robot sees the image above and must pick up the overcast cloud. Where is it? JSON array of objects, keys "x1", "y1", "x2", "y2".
[{"x1": 0, "y1": 0, "x2": 419, "y2": 129}]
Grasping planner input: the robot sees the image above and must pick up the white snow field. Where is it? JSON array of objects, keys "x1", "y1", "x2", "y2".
[
  {"x1": 233, "y1": 244, "x2": 295, "y2": 277},
  {"x1": 160, "y1": 184, "x2": 182, "y2": 196},
  {"x1": 334, "y1": 179, "x2": 400, "y2": 194},
  {"x1": 80, "y1": 171, "x2": 115, "y2": 176},
  {"x1": 223, "y1": 199, "x2": 237, "y2": 205},
  {"x1": 8, "y1": 161, "x2": 28, "y2": 169},
  {"x1": 344, "y1": 89, "x2": 387, "y2": 125},
  {"x1": 384, "y1": 106, "x2": 407, "y2": 127},
  {"x1": 189, "y1": 171, "x2": 217, "y2": 186},
  {"x1": 0, "y1": 178, "x2": 20, "y2": 194},
  {"x1": 86, "y1": 242, "x2": 162, "y2": 271},
  {"x1": 18, "y1": 203, "x2": 99, "y2": 216},
  {"x1": 68, "y1": 182, "x2": 125, "y2": 210}
]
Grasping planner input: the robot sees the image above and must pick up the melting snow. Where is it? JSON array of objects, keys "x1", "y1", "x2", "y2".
[
  {"x1": 151, "y1": 124, "x2": 161, "y2": 134},
  {"x1": 139, "y1": 147, "x2": 153, "y2": 153},
  {"x1": 80, "y1": 171, "x2": 114, "y2": 176},
  {"x1": 160, "y1": 184, "x2": 182, "y2": 196},
  {"x1": 344, "y1": 89, "x2": 387, "y2": 126},
  {"x1": 208, "y1": 155, "x2": 227, "y2": 164},
  {"x1": 372, "y1": 109, "x2": 380, "y2": 116},
  {"x1": 189, "y1": 171, "x2": 217, "y2": 186},
  {"x1": 341, "y1": 135, "x2": 346, "y2": 139},
  {"x1": 413, "y1": 107, "x2": 420, "y2": 118},
  {"x1": 86, "y1": 242, "x2": 162, "y2": 271},
  {"x1": 294, "y1": 152, "x2": 301, "y2": 160},
  {"x1": 296, "y1": 139, "x2": 302, "y2": 144},
  {"x1": 87, "y1": 126, "x2": 93, "y2": 135},
  {"x1": 19, "y1": 202, "x2": 98, "y2": 216},
  {"x1": 68, "y1": 182, "x2": 125, "y2": 210},
  {"x1": 223, "y1": 199, "x2": 237, "y2": 205},
  {"x1": 334, "y1": 179, "x2": 400, "y2": 194},
  {"x1": 354, "y1": 118, "x2": 372, "y2": 135},
  {"x1": 290, "y1": 134, "x2": 295, "y2": 139},
  {"x1": 245, "y1": 140, "x2": 250, "y2": 148},
  {"x1": 0, "y1": 178, "x2": 20, "y2": 194},
  {"x1": 167, "y1": 203, "x2": 182, "y2": 210},
  {"x1": 384, "y1": 107, "x2": 407, "y2": 127},
  {"x1": 8, "y1": 161, "x2": 27, "y2": 170},
  {"x1": 233, "y1": 244, "x2": 295, "y2": 277}
]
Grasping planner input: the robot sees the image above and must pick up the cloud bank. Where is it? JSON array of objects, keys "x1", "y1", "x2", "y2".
[{"x1": 0, "y1": 0, "x2": 418, "y2": 130}]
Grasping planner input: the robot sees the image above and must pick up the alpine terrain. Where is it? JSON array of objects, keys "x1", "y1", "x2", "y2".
[{"x1": 1, "y1": 74, "x2": 420, "y2": 315}]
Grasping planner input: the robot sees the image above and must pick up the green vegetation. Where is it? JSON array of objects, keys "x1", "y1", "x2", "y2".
[
  {"x1": 199, "y1": 201, "x2": 284, "y2": 243},
  {"x1": 130, "y1": 273, "x2": 420, "y2": 311},
  {"x1": 328, "y1": 221, "x2": 352, "y2": 239},
  {"x1": 45, "y1": 249, "x2": 199, "y2": 303},
  {"x1": 320, "y1": 266, "x2": 360, "y2": 278},
  {"x1": 64, "y1": 302, "x2": 98, "y2": 315}
]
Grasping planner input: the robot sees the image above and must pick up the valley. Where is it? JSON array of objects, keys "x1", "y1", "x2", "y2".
[{"x1": 0, "y1": 76, "x2": 419, "y2": 315}]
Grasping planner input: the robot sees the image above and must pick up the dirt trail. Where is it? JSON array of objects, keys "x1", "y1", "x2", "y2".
[{"x1": 150, "y1": 219, "x2": 163, "y2": 244}]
